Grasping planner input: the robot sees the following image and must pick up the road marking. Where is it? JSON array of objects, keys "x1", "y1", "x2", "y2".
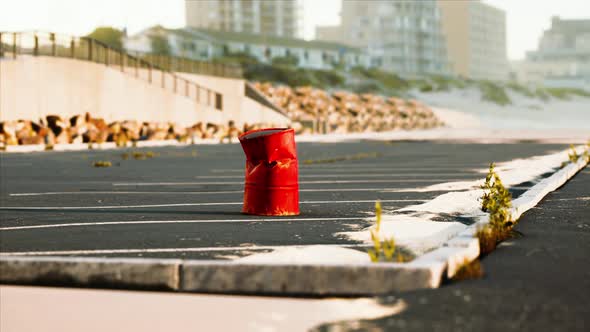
[
  {"x1": 112, "y1": 179, "x2": 463, "y2": 186},
  {"x1": 195, "y1": 173, "x2": 471, "y2": 179},
  {"x1": 211, "y1": 167, "x2": 482, "y2": 173},
  {"x1": 0, "y1": 217, "x2": 366, "y2": 231},
  {"x1": 9, "y1": 191, "x2": 246, "y2": 197},
  {"x1": 0, "y1": 244, "x2": 358, "y2": 256},
  {"x1": 0, "y1": 199, "x2": 426, "y2": 210},
  {"x1": 9, "y1": 188, "x2": 433, "y2": 196},
  {"x1": 545, "y1": 197, "x2": 590, "y2": 201}
]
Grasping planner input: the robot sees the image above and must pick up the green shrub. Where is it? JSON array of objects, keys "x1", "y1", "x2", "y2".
[
  {"x1": 271, "y1": 55, "x2": 299, "y2": 67},
  {"x1": 243, "y1": 63, "x2": 344, "y2": 89},
  {"x1": 534, "y1": 88, "x2": 551, "y2": 101},
  {"x1": 545, "y1": 87, "x2": 590, "y2": 100},
  {"x1": 430, "y1": 75, "x2": 467, "y2": 91},
  {"x1": 352, "y1": 67, "x2": 410, "y2": 91},
  {"x1": 506, "y1": 82, "x2": 535, "y2": 97},
  {"x1": 352, "y1": 81, "x2": 381, "y2": 94},
  {"x1": 479, "y1": 81, "x2": 511, "y2": 106},
  {"x1": 419, "y1": 82, "x2": 434, "y2": 92},
  {"x1": 213, "y1": 52, "x2": 259, "y2": 66}
]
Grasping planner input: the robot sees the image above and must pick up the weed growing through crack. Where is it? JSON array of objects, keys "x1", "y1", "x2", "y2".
[
  {"x1": 561, "y1": 144, "x2": 590, "y2": 167},
  {"x1": 477, "y1": 162, "x2": 514, "y2": 255},
  {"x1": 368, "y1": 201, "x2": 408, "y2": 263},
  {"x1": 567, "y1": 144, "x2": 579, "y2": 163},
  {"x1": 480, "y1": 163, "x2": 513, "y2": 229}
]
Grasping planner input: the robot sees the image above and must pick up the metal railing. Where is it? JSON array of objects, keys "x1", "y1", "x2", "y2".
[
  {"x1": 0, "y1": 31, "x2": 224, "y2": 111},
  {"x1": 138, "y1": 53, "x2": 243, "y2": 79}
]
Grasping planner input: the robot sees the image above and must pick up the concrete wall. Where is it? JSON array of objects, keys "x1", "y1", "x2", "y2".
[
  {"x1": 0, "y1": 56, "x2": 289, "y2": 127},
  {"x1": 178, "y1": 72, "x2": 290, "y2": 127}
]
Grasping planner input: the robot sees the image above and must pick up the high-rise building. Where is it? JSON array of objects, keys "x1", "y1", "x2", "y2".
[
  {"x1": 437, "y1": 0, "x2": 508, "y2": 81},
  {"x1": 315, "y1": 0, "x2": 450, "y2": 77},
  {"x1": 185, "y1": 0, "x2": 302, "y2": 39},
  {"x1": 514, "y1": 16, "x2": 590, "y2": 89}
]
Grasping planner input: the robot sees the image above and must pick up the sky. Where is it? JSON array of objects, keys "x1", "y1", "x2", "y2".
[{"x1": 0, "y1": 0, "x2": 588, "y2": 60}]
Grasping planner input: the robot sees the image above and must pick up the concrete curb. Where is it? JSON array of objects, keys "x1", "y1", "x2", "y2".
[
  {"x1": 432, "y1": 151, "x2": 588, "y2": 278},
  {"x1": 0, "y1": 256, "x2": 181, "y2": 290},
  {"x1": 0, "y1": 257, "x2": 444, "y2": 295},
  {"x1": 180, "y1": 260, "x2": 445, "y2": 295}
]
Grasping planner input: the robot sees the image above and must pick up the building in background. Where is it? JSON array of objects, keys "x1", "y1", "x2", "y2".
[
  {"x1": 437, "y1": 0, "x2": 508, "y2": 81},
  {"x1": 315, "y1": 0, "x2": 450, "y2": 77},
  {"x1": 513, "y1": 16, "x2": 590, "y2": 89},
  {"x1": 185, "y1": 0, "x2": 302, "y2": 39},
  {"x1": 124, "y1": 26, "x2": 370, "y2": 71}
]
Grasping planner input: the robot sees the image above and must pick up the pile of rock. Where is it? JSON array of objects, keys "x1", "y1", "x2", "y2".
[
  {"x1": 0, "y1": 113, "x2": 268, "y2": 148},
  {"x1": 253, "y1": 83, "x2": 443, "y2": 134}
]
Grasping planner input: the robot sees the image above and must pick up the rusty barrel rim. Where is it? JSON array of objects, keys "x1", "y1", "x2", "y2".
[{"x1": 239, "y1": 128, "x2": 294, "y2": 141}]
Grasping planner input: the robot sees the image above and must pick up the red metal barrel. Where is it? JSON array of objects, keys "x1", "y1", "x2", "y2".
[{"x1": 238, "y1": 128, "x2": 299, "y2": 216}]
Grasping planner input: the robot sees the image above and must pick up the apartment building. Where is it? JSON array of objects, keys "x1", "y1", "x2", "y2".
[
  {"x1": 185, "y1": 0, "x2": 302, "y2": 39},
  {"x1": 316, "y1": 0, "x2": 450, "y2": 77},
  {"x1": 438, "y1": 0, "x2": 508, "y2": 81},
  {"x1": 515, "y1": 16, "x2": 590, "y2": 89}
]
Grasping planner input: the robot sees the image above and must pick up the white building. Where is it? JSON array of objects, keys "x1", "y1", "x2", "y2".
[
  {"x1": 514, "y1": 17, "x2": 590, "y2": 89},
  {"x1": 124, "y1": 26, "x2": 370, "y2": 71},
  {"x1": 185, "y1": 0, "x2": 303, "y2": 39},
  {"x1": 438, "y1": 0, "x2": 508, "y2": 81},
  {"x1": 316, "y1": 0, "x2": 450, "y2": 77}
]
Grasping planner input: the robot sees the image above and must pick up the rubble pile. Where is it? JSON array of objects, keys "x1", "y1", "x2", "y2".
[
  {"x1": 253, "y1": 82, "x2": 443, "y2": 134},
  {"x1": 0, "y1": 113, "x2": 264, "y2": 148}
]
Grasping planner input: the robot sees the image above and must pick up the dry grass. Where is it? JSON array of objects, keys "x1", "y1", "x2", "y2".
[
  {"x1": 452, "y1": 259, "x2": 484, "y2": 281},
  {"x1": 303, "y1": 152, "x2": 381, "y2": 165},
  {"x1": 476, "y1": 225, "x2": 514, "y2": 256},
  {"x1": 92, "y1": 161, "x2": 112, "y2": 167},
  {"x1": 131, "y1": 151, "x2": 156, "y2": 160}
]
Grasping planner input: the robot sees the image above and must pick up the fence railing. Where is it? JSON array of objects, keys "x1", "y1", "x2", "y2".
[
  {"x1": 0, "y1": 31, "x2": 224, "y2": 111},
  {"x1": 138, "y1": 54, "x2": 243, "y2": 79}
]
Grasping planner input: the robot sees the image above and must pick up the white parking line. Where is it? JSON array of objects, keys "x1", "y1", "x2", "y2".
[
  {"x1": 112, "y1": 179, "x2": 463, "y2": 186},
  {"x1": 9, "y1": 191, "x2": 245, "y2": 197},
  {"x1": 0, "y1": 217, "x2": 366, "y2": 231},
  {"x1": 211, "y1": 166, "x2": 482, "y2": 173},
  {"x1": 195, "y1": 173, "x2": 470, "y2": 179},
  {"x1": 0, "y1": 244, "x2": 357, "y2": 257},
  {"x1": 0, "y1": 199, "x2": 426, "y2": 210},
  {"x1": 8, "y1": 188, "x2": 433, "y2": 196}
]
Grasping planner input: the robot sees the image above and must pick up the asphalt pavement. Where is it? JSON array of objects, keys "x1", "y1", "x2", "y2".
[
  {"x1": 0, "y1": 141, "x2": 568, "y2": 259},
  {"x1": 316, "y1": 166, "x2": 590, "y2": 332}
]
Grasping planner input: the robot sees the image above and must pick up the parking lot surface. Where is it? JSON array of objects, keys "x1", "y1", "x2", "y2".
[{"x1": 0, "y1": 141, "x2": 567, "y2": 259}]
